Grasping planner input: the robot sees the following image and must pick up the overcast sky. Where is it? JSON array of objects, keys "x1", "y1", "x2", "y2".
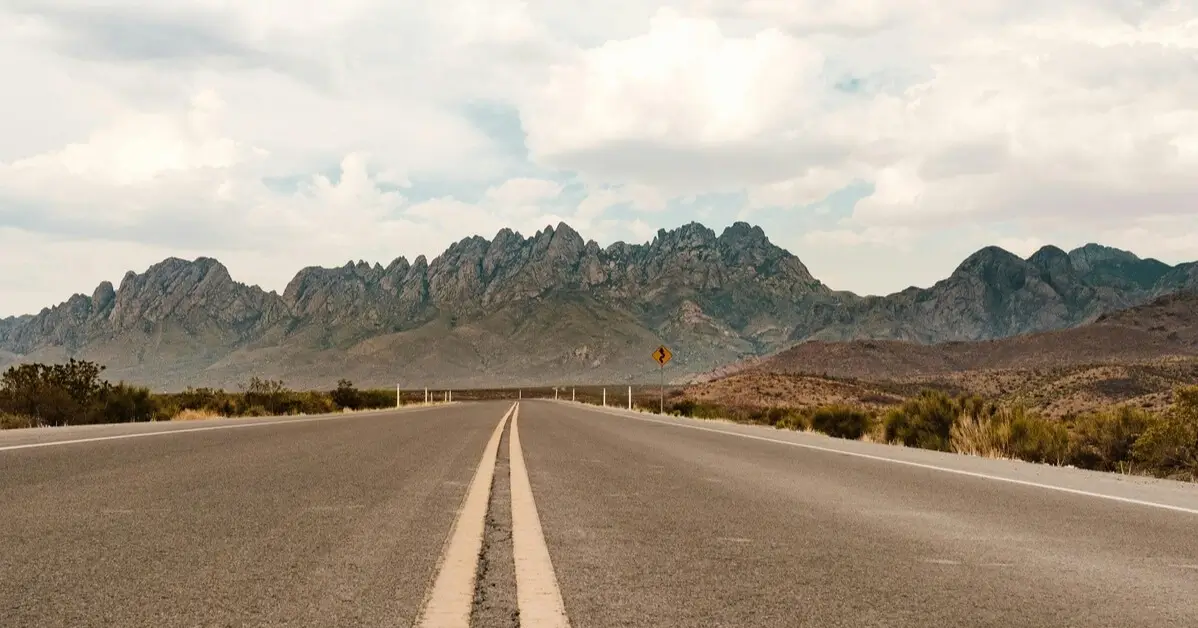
[{"x1": 2, "y1": 1, "x2": 1197, "y2": 316}]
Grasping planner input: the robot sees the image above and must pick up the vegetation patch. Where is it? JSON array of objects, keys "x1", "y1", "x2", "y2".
[
  {"x1": 616, "y1": 384, "x2": 1198, "y2": 482},
  {"x1": 0, "y1": 360, "x2": 400, "y2": 428}
]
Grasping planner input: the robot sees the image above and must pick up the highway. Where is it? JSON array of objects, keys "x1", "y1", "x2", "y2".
[{"x1": 2, "y1": 400, "x2": 1197, "y2": 627}]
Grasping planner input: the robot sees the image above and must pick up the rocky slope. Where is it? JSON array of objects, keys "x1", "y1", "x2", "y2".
[
  {"x1": 732, "y1": 291, "x2": 1198, "y2": 381},
  {"x1": 1, "y1": 221, "x2": 1195, "y2": 390}
]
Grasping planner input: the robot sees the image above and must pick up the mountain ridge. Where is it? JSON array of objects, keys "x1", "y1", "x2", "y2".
[{"x1": 2, "y1": 220, "x2": 1196, "y2": 390}]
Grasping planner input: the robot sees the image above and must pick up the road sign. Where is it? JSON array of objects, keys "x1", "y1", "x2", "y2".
[{"x1": 652, "y1": 345, "x2": 673, "y2": 366}]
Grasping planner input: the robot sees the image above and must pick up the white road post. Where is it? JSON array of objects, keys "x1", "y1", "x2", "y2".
[
  {"x1": 396, "y1": 384, "x2": 401, "y2": 408},
  {"x1": 424, "y1": 388, "x2": 428, "y2": 404},
  {"x1": 602, "y1": 388, "x2": 606, "y2": 407},
  {"x1": 628, "y1": 386, "x2": 632, "y2": 410},
  {"x1": 572, "y1": 388, "x2": 575, "y2": 402}
]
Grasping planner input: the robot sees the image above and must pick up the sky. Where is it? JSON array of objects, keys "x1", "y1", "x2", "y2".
[{"x1": 2, "y1": 1, "x2": 1197, "y2": 316}]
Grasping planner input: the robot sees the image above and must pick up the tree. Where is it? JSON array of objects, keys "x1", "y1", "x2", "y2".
[
  {"x1": 331, "y1": 379, "x2": 361, "y2": 410},
  {"x1": 0, "y1": 359, "x2": 110, "y2": 426}
]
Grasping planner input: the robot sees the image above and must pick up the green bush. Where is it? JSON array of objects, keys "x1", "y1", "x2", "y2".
[
  {"x1": 355, "y1": 388, "x2": 396, "y2": 410},
  {"x1": 0, "y1": 359, "x2": 161, "y2": 427},
  {"x1": 295, "y1": 391, "x2": 338, "y2": 415},
  {"x1": 331, "y1": 379, "x2": 362, "y2": 410},
  {"x1": 1132, "y1": 386, "x2": 1198, "y2": 480},
  {"x1": 1066, "y1": 407, "x2": 1155, "y2": 472},
  {"x1": 883, "y1": 391, "x2": 962, "y2": 451},
  {"x1": 243, "y1": 377, "x2": 289, "y2": 415},
  {"x1": 811, "y1": 405, "x2": 871, "y2": 439},
  {"x1": 97, "y1": 383, "x2": 157, "y2": 424}
]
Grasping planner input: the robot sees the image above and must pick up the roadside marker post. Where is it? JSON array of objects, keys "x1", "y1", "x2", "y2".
[
  {"x1": 627, "y1": 386, "x2": 631, "y2": 410},
  {"x1": 424, "y1": 388, "x2": 428, "y2": 404},
  {"x1": 602, "y1": 388, "x2": 606, "y2": 407},
  {"x1": 572, "y1": 388, "x2": 575, "y2": 402},
  {"x1": 652, "y1": 345, "x2": 673, "y2": 414},
  {"x1": 396, "y1": 384, "x2": 401, "y2": 408}
]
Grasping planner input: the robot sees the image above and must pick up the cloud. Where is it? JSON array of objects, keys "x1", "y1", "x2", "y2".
[{"x1": 2, "y1": 0, "x2": 1198, "y2": 314}]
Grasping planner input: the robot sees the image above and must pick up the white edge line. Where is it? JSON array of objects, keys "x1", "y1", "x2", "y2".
[
  {"x1": 557, "y1": 401, "x2": 1198, "y2": 517},
  {"x1": 509, "y1": 403, "x2": 572, "y2": 627},
  {"x1": 415, "y1": 402, "x2": 515, "y2": 628},
  {"x1": 0, "y1": 405, "x2": 446, "y2": 452}
]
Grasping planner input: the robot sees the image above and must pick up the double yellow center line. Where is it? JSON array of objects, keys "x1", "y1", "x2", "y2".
[{"x1": 416, "y1": 403, "x2": 570, "y2": 627}]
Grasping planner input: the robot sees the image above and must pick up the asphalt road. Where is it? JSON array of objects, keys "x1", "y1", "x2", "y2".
[
  {"x1": 4, "y1": 399, "x2": 1198, "y2": 627},
  {"x1": 519, "y1": 401, "x2": 1198, "y2": 628},
  {"x1": 0, "y1": 402, "x2": 511, "y2": 628}
]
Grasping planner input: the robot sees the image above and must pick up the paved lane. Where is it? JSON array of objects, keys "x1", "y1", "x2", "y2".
[
  {"x1": 519, "y1": 401, "x2": 1198, "y2": 628},
  {"x1": 0, "y1": 402, "x2": 509, "y2": 628}
]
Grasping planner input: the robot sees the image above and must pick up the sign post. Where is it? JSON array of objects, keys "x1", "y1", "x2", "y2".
[{"x1": 651, "y1": 345, "x2": 673, "y2": 414}]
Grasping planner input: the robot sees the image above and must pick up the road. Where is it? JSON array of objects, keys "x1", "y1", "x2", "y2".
[
  {"x1": 0, "y1": 403, "x2": 506, "y2": 627},
  {"x1": 2, "y1": 400, "x2": 1197, "y2": 627}
]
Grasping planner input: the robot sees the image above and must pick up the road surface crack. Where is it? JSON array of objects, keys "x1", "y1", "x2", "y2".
[{"x1": 472, "y1": 415, "x2": 520, "y2": 627}]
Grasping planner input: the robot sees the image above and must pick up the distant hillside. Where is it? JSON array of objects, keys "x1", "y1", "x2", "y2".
[
  {"x1": 746, "y1": 291, "x2": 1198, "y2": 380},
  {"x1": 1, "y1": 220, "x2": 1196, "y2": 391}
]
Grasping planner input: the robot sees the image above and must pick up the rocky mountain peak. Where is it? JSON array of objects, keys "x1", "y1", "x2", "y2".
[
  {"x1": 1068, "y1": 243, "x2": 1170, "y2": 291},
  {"x1": 1068, "y1": 243, "x2": 1140, "y2": 272},
  {"x1": 718, "y1": 221, "x2": 769, "y2": 244},
  {"x1": 91, "y1": 281, "x2": 116, "y2": 311},
  {"x1": 1028, "y1": 245, "x2": 1075, "y2": 276},
  {"x1": 951, "y1": 245, "x2": 1027, "y2": 278}
]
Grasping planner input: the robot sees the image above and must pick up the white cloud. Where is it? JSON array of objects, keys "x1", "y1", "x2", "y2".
[
  {"x1": 747, "y1": 167, "x2": 864, "y2": 209},
  {"x1": 3, "y1": 0, "x2": 1198, "y2": 313},
  {"x1": 520, "y1": 7, "x2": 831, "y2": 190}
]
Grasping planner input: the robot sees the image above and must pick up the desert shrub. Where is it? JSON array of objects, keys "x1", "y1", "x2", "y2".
[
  {"x1": 883, "y1": 390, "x2": 962, "y2": 451},
  {"x1": 153, "y1": 398, "x2": 182, "y2": 422},
  {"x1": 0, "y1": 360, "x2": 103, "y2": 426},
  {"x1": 357, "y1": 389, "x2": 396, "y2": 409},
  {"x1": 331, "y1": 379, "x2": 362, "y2": 410},
  {"x1": 168, "y1": 387, "x2": 240, "y2": 416},
  {"x1": 1132, "y1": 386, "x2": 1198, "y2": 480},
  {"x1": 669, "y1": 399, "x2": 697, "y2": 416},
  {"x1": 764, "y1": 406, "x2": 790, "y2": 427},
  {"x1": 951, "y1": 406, "x2": 1068, "y2": 464},
  {"x1": 243, "y1": 405, "x2": 270, "y2": 417},
  {"x1": 775, "y1": 409, "x2": 809, "y2": 431},
  {"x1": 97, "y1": 383, "x2": 157, "y2": 424},
  {"x1": 0, "y1": 412, "x2": 33, "y2": 429},
  {"x1": 295, "y1": 391, "x2": 338, "y2": 415},
  {"x1": 0, "y1": 359, "x2": 164, "y2": 427},
  {"x1": 1066, "y1": 407, "x2": 1155, "y2": 472},
  {"x1": 811, "y1": 405, "x2": 871, "y2": 440},
  {"x1": 242, "y1": 377, "x2": 290, "y2": 415}
]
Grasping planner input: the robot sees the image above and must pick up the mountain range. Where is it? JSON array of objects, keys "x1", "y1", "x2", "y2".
[{"x1": 1, "y1": 221, "x2": 1195, "y2": 391}]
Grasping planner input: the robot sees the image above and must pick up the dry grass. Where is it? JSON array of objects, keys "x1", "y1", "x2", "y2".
[{"x1": 171, "y1": 408, "x2": 224, "y2": 421}]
